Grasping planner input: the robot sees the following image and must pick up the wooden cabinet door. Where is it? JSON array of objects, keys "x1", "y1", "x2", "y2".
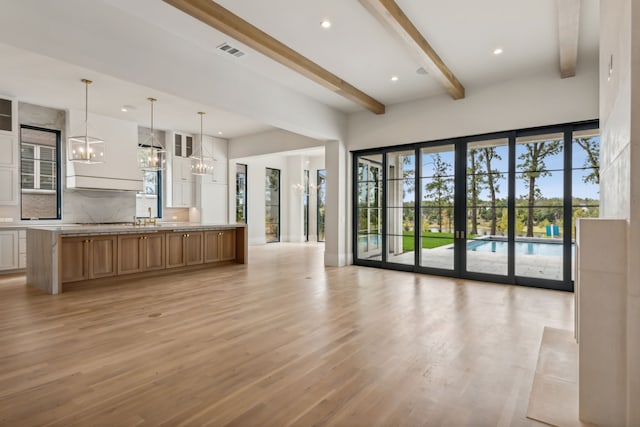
[
  {"x1": 61, "y1": 237, "x2": 89, "y2": 283},
  {"x1": 166, "y1": 232, "x2": 186, "y2": 268},
  {"x1": 117, "y1": 234, "x2": 143, "y2": 275},
  {"x1": 185, "y1": 232, "x2": 203, "y2": 265},
  {"x1": 204, "y1": 230, "x2": 237, "y2": 263},
  {"x1": 204, "y1": 231, "x2": 220, "y2": 263},
  {"x1": 90, "y1": 236, "x2": 117, "y2": 278},
  {"x1": 144, "y1": 234, "x2": 165, "y2": 271},
  {"x1": 220, "y1": 229, "x2": 237, "y2": 261}
]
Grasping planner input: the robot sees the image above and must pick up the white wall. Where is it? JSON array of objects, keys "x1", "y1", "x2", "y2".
[
  {"x1": 286, "y1": 156, "x2": 304, "y2": 243},
  {"x1": 347, "y1": 67, "x2": 598, "y2": 151},
  {"x1": 227, "y1": 151, "x2": 325, "y2": 246},
  {"x1": 230, "y1": 155, "x2": 288, "y2": 245},
  {"x1": 597, "y1": 1, "x2": 640, "y2": 425},
  {"x1": 228, "y1": 128, "x2": 326, "y2": 245},
  {"x1": 229, "y1": 129, "x2": 325, "y2": 159}
]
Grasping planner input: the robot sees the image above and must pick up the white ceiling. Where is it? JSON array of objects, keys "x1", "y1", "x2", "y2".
[
  {"x1": 0, "y1": 43, "x2": 272, "y2": 138},
  {"x1": 0, "y1": 0, "x2": 599, "y2": 139},
  {"x1": 208, "y1": 0, "x2": 599, "y2": 108}
]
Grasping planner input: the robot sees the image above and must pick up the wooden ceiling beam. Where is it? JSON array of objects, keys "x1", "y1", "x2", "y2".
[
  {"x1": 557, "y1": 0, "x2": 580, "y2": 78},
  {"x1": 163, "y1": 0, "x2": 385, "y2": 114},
  {"x1": 359, "y1": 0, "x2": 465, "y2": 100}
]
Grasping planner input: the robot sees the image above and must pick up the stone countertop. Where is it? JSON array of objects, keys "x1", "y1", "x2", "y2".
[
  {"x1": 25, "y1": 223, "x2": 246, "y2": 236},
  {"x1": 0, "y1": 224, "x2": 30, "y2": 230}
]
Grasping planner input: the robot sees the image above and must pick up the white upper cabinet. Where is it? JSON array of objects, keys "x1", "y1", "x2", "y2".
[
  {"x1": 173, "y1": 132, "x2": 193, "y2": 159},
  {"x1": 0, "y1": 97, "x2": 18, "y2": 205},
  {"x1": 195, "y1": 134, "x2": 228, "y2": 185},
  {"x1": 0, "y1": 133, "x2": 16, "y2": 167},
  {"x1": 66, "y1": 110, "x2": 143, "y2": 191},
  {"x1": 166, "y1": 131, "x2": 194, "y2": 207}
]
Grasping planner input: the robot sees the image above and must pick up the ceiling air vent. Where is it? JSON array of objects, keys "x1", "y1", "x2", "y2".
[{"x1": 217, "y1": 42, "x2": 245, "y2": 58}]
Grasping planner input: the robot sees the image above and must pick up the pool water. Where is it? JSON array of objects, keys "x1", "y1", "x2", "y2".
[{"x1": 467, "y1": 240, "x2": 571, "y2": 256}]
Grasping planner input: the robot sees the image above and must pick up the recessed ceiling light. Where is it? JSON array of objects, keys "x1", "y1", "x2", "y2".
[
  {"x1": 493, "y1": 47, "x2": 503, "y2": 55},
  {"x1": 320, "y1": 20, "x2": 331, "y2": 29},
  {"x1": 390, "y1": 76, "x2": 399, "y2": 82},
  {"x1": 217, "y1": 131, "x2": 223, "y2": 135},
  {"x1": 120, "y1": 105, "x2": 135, "y2": 112},
  {"x1": 121, "y1": 107, "x2": 128, "y2": 112}
]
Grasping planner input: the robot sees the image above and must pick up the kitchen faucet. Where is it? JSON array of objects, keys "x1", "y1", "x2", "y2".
[
  {"x1": 133, "y1": 208, "x2": 158, "y2": 226},
  {"x1": 144, "y1": 207, "x2": 157, "y2": 226}
]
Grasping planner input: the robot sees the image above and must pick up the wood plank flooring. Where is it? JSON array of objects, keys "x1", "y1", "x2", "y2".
[{"x1": 0, "y1": 243, "x2": 574, "y2": 426}]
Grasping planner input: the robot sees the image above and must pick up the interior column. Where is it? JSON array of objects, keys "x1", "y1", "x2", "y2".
[{"x1": 324, "y1": 139, "x2": 347, "y2": 266}]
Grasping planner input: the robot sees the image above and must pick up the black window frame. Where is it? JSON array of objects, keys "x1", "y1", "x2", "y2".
[
  {"x1": 137, "y1": 141, "x2": 163, "y2": 218},
  {"x1": 352, "y1": 119, "x2": 600, "y2": 292},
  {"x1": 236, "y1": 163, "x2": 248, "y2": 223},
  {"x1": 317, "y1": 169, "x2": 326, "y2": 242},
  {"x1": 265, "y1": 167, "x2": 280, "y2": 243},
  {"x1": 19, "y1": 125, "x2": 61, "y2": 220},
  {"x1": 304, "y1": 169, "x2": 309, "y2": 241}
]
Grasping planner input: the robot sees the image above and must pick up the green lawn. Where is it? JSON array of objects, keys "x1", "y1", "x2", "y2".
[{"x1": 402, "y1": 231, "x2": 455, "y2": 252}]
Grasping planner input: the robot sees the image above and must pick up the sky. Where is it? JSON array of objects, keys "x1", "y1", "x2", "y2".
[{"x1": 392, "y1": 136, "x2": 600, "y2": 203}]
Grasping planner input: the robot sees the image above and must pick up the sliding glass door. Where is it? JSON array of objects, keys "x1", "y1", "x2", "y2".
[
  {"x1": 385, "y1": 149, "x2": 416, "y2": 266},
  {"x1": 419, "y1": 144, "x2": 457, "y2": 271},
  {"x1": 353, "y1": 121, "x2": 599, "y2": 291},
  {"x1": 464, "y1": 137, "x2": 510, "y2": 278},
  {"x1": 514, "y1": 131, "x2": 565, "y2": 281},
  {"x1": 356, "y1": 155, "x2": 383, "y2": 261}
]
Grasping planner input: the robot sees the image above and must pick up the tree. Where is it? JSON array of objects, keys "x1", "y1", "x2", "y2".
[
  {"x1": 478, "y1": 147, "x2": 503, "y2": 235},
  {"x1": 517, "y1": 140, "x2": 563, "y2": 237},
  {"x1": 467, "y1": 149, "x2": 484, "y2": 235},
  {"x1": 574, "y1": 137, "x2": 600, "y2": 184},
  {"x1": 424, "y1": 153, "x2": 453, "y2": 232}
]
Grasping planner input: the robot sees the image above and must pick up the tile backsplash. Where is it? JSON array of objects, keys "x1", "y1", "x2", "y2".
[{"x1": 63, "y1": 190, "x2": 136, "y2": 223}]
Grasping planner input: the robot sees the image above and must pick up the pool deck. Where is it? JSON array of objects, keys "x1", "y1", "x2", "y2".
[{"x1": 368, "y1": 244, "x2": 571, "y2": 281}]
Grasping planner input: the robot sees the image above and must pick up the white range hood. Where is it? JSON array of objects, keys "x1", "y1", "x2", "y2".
[{"x1": 66, "y1": 110, "x2": 143, "y2": 191}]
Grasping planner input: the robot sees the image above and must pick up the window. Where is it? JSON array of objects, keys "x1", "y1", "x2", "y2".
[
  {"x1": 265, "y1": 168, "x2": 280, "y2": 243},
  {"x1": 236, "y1": 164, "x2": 247, "y2": 223},
  {"x1": 317, "y1": 169, "x2": 326, "y2": 242},
  {"x1": 304, "y1": 169, "x2": 309, "y2": 241},
  {"x1": 136, "y1": 127, "x2": 164, "y2": 218},
  {"x1": 20, "y1": 126, "x2": 60, "y2": 220},
  {"x1": 136, "y1": 170, "x2": 162, "y2": 218}
]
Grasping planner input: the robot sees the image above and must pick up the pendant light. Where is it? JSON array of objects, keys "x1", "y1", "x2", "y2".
[
  {"x1": 190, "y1": 112, "x2": 215, "y2": 177},
  {"x1": 68, "y1": 79, "x2": 105, "y2": 163},
  {"x1": 137, "y1": 97, "x2": 166, "y2": 171}
]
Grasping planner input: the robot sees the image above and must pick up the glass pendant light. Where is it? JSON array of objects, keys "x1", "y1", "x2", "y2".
[
  {"x1": 190, "y1": 111, "x2": 215, "y2": 177},
  {"x1": 68, "y1": 79, "x2": 105, "y2": 163},
  {"x1": 137, "y1": 97, "x2": 166, "y2": 171}
]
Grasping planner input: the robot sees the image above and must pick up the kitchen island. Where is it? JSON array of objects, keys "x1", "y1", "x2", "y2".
[{"x1": 26, "y1": 223, "x2": 247, "y2": 294}]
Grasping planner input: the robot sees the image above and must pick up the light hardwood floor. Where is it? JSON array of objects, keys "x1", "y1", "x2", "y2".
[{"x1": 0, "y1": 243, "x2": 574, "y2": 426}]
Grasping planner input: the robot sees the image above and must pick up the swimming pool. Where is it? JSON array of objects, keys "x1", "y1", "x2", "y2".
[{"x1": 467, "y1": 240, "x2": 571, "y2": 256}]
